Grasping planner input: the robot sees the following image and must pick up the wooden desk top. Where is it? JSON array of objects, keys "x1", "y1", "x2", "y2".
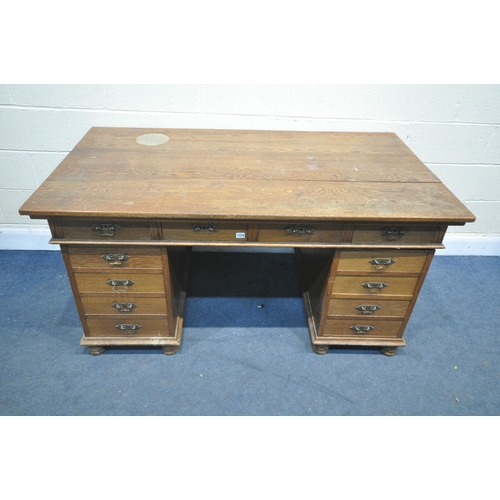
[{"x1": 19, "y1": 127, "x2": 475, "y2": 224}]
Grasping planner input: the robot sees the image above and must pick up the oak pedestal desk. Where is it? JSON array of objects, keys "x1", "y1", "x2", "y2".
[{"x1": 19, "y1": 128, "x2": 475, "y2": 356}]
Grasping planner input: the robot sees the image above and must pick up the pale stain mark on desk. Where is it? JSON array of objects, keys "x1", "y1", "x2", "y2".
[{"x1": 136, "y1": 133, "x2": 170, "y2": 146}]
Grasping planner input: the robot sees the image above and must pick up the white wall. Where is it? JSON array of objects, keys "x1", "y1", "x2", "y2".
[{"x1": 1, "y1": 84, "x2": 499, "y2": 254}]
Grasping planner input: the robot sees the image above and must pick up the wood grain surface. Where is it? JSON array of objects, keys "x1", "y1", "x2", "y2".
[{"x1": 19, "y1": 128, "x2": 475, "y2": 224}]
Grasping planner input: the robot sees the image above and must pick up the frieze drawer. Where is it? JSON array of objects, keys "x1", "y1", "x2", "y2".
[
  {"x1": 351, "y1": 225, "x2": 440, "y2": 245},
  {"x1": 162, "y1": 221, "x2": 248, "y2": 242},
  {"x1": 60, "y1": 220, "x2": 152, "y2": 241},
  {"x1": 256, "y1": 223, "x2": 343, "y2": 244}
]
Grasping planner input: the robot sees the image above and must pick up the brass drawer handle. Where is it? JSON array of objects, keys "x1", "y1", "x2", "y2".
[
  {"x1": 369, "y1": 258, "x2": 395, "y2": 270},
  {"x1": 381, "y1": 227, "x2": 408, "y2": 240},
  {"x1": 107, "y1": 279, "x2": 134, "y2": 292},
  {"x1": 115, "y1": 323, "x2": 141, "y2": 334},
  {"x1": 102, "y1": 253, "x2": 129, "y2": 266},
  {"x1": 193, "y1": 223, "x2": 218, "y2": 232},
  {"x1": 112, "y1": 302, "x2": 137, "y2": 313},
  {"x1": 356, "y1": 304, "x2": 381, "y2": 314},
  {"x1": 362, "y1": 281, "x2": 388, "y2": 292},
  {"x1": 350, "y1": 325, "x2": 375, "y2": 334},
  {"x1": 92, "y1": 222, "x2": 121, "y2": 237},
  {"x1": 287, "y1": 224, "x2": 315, "y2": 235}
]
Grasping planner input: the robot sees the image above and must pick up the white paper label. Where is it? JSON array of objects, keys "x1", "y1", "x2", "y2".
[{"x1": 236, "y1": 232, "x2": 246, "y2": 239}]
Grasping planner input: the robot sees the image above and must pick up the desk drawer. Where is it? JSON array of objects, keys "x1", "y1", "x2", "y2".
[
  {"x1": 331, "y1": 276, "x2": 419, "y2": 298},
  {"x1": 75, "y1": 271, "x2": 165, "y2": 294},
  {"x1": 352, "y1": 225, "x2": 439, "y2": 245},
  {"x1": 337, "y1": 250, "x2": 428, "y2": 273},
  {"x1": 61, "y1": 220, "x2": 152, "y2": 241},
  {"x1": 81, "y1": 296, "x2": 167, "y2": 315},
  {"x1": 68, "y1": 246, "x2": 162, "y2": 269},
  {"x1": 328, "y1": 298, "x2": 410, "y2": 318},
  {"x1": 321, "y1": 319, "x2": 403, "y2": 338},
  {"x1": 257, "y1": 223, "x2": 342, "y2": 244},
  {"x1": 85, "y1": 317, "x2": 171, "y2": 338},
  {"x1": 162, "y1": 222, "x2": 248, "y2": 242}
]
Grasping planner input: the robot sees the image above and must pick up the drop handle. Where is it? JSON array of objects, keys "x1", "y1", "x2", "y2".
[
  {"x1": 369, "y1": 258, "x2": 395, "y2": 270},
  {"x1": 193, "y1": 223, "x2": 218, "y2": 232},
  {"x1": 92, "y1": 222, "x2": 121, "y2": 237},
  {"x1": 112, "y1": 302, "x2": 137, "y2": 313},
  {"x1": 350, "y1": 325, "x2": 375, "y2": 334},
  {"x1": 356, "y1": 304, "x2": 381, "y2": 314},
  {"x1": 381, "y1": 227, "x2": 408, "y2": 240},
  {"x1": 287, "y1": 224, "x2": 315, "y2": 235},
  {"x1": 115, "y1": 323, "x2": 141, "y2": 334},
  {"x1": 361, "y1": 282, "x2": 388, "y2": 292},
  {"x1": 102, "y1": 253, "x2": 129, "y2": 266},
  {"x1": 107, "y1": 279, "x2": 134, "y2": 292}
]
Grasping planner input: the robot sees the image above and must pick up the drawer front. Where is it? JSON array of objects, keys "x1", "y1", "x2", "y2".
[
  {"x1": 331, "y1": 276, "x2": 419, "y2": 298},
  {"x1": 162, "y1": 222, "x2": 248, "y2": 242},
  {"x1": 321, "y1": 319, "x2": 403, "y2": 338},
  {"x1": 257, "y1": 223, "x2": 342, "y2": 244},
  {"x1": 81, "y1": 296, "x2": 167, "y2": 315},
  {"x1": 75, "y1": 272, "x2": 165, "y2": 294},
  {"x1": 352, "y1": 225, "x2": 439, "y2": 245},
  {"x1": 85, "y1": 317, "x2": 171, "y2": 338},
  {"x1": 68, "y1": 246, "x2": 163, "y2": 269},
  {"x1": 61, "y1": 220, "x2": 152, "y2": 241},
  {"x1": 328, "y1": 299, "x2": 411, "y2": 318},
  {"x1": 337, "y1": 250, "x2": 428, "y2": 273}
]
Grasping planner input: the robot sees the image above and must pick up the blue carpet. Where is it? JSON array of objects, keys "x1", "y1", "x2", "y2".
[{"x1": 0, "y1": 250, "x2": 498, "y2": 416}]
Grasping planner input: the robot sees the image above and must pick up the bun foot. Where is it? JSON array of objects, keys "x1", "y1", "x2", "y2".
[
  {"x1": 88, "y1": 346, "x2": 106, "y2": 356},
  {"x1": 162, "y1": 345, "x2": 180, "y2": 355},
  {"x1": 312, "y1": 344, "x2": 329, "y2": 355},
  {"x1": 380, "y1": 347, "x2": 398, "y2": 356}
]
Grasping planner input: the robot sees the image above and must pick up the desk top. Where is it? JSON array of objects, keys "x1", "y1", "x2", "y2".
[{"x1": 19, "y1": 127, "x2": 475, "y2": 224}]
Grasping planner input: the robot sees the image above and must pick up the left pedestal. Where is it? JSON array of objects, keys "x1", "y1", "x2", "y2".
[{"x1": 52, "y1": 219, "x2": 190, "y2": 355}]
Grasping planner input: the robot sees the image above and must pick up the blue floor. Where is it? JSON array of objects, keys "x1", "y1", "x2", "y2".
[{"x1": 0, "y1": 250, "x2": 499, "y2": 415}]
